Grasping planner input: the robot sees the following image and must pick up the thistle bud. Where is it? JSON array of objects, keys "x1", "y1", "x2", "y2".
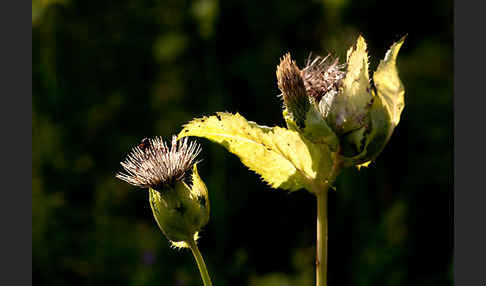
[
  {"x1": 276, "y1": 35, "x2": 406, "y2": 168},
  {"x1": 116, "y1": 136, "x2": 209, "y2": 247},
  {"x1": 306, "y1": 35, "x2": 405, "y2": 165}
]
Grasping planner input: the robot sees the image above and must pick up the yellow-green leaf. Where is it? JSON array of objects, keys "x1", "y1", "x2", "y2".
[
  {"x1": 356, "y1": 160, "x2": 372, "y2": 170},
  {"x1": 178, "y1": 112, "x2": 333, "y2": 192},
  {"x1": 345, "y1": 35, "x2": 370, "y2": 89},
  {"x1": 339, "y1": 36, "x2": 406, "y2": 166},
  {"x1": 327, "y1": 35, "x2": 372, "y2": 134},
  {"x1": 373, "y1": 35, "x2": 406, "y2": 130},
  {"x1": 283, "y1": 105, "x2": 339, "y2": 152}
]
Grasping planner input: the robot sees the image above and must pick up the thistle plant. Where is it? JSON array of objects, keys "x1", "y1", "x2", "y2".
[
  {"x1": 178, "y1": 35, "x2": 406, "y2": 286},
  {"x1": 116, "y1": 136, "x2": 212, "y2": 286}
]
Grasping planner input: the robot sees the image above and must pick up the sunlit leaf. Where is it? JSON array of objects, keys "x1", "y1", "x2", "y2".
[
  {"x1": 178, "y1": 112, "x2": 333, "y2": 192},
  {"x1": 373, "y1": 35, "x2": 406, "y2": 130},
  {"x1": 283, "y1": 105, "x2": 339, "y2": 152},
  {"x1": 339, "y1": 36, "x2": 406, "y2": 165},
  {"x1": 356, "y1": 160, "x2": 372, "y2": 170},
  {"x1": 327, "y1": 35, "x2": 372, "y2": 134}
]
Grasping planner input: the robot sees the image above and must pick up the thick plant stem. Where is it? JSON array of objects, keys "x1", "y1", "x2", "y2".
[
  {"x1": 316, "y1": 188, "x2": 328, "y2": 286},
  {"x1": 188, "y1": 238, "x2": 213, "y2": 286}
]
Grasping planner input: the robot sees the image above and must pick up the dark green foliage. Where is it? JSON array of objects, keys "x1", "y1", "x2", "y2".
[{"x1": 33, "y1": 0, "x2": 453, "y2": 285}]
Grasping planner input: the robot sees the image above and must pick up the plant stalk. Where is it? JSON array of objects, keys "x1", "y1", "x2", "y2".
[
  {"x1": 188, "y1": 238, "x2": 213, "y2": 286},
  {"x1": 316, "y1": 187, "x2": 328, "y2": 286}
]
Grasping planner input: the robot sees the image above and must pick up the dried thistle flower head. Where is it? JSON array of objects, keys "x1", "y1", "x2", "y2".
[
  {"x1": 116, "y1": 136, "x2": 209, "y2": 247},
  {"x1": 301, "y1": 54, "x2": 345, "y2": 106},
  {"x1": 276, "y1": 53, "x2": 310, "y2": 128},
  {"x1": 275, "y1": 52, "x2": 344, "y2": 152},
  {"x1": 276, "y1": 52, "x2": 346, "y2": 133},
  {"x1": 116, "y1": 136, "x2": 201, "y2": 191}
]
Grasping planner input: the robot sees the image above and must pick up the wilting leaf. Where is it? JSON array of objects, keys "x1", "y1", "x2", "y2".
[{"x1": 178, "y1": 112, "x2": 333, "y2": 192}]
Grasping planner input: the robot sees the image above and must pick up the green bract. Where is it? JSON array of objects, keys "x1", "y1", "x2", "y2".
[
  {"x1": 337, "y1": 36, "x2": 406, "y2": 166},
  {"x1": 149, "y1": 164, "x2": 210, "y2": 246}
]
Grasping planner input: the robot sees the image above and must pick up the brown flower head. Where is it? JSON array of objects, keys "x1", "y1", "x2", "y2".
[
  {"x1": 116, "y1": 136, "x2": 201, "y2": 191},
  {"x1": 301, "y1": 54, "x2": 346, "y2": 105},
  {"x1": 276, "y1": 53, "x2": 310, "y2": 128}
]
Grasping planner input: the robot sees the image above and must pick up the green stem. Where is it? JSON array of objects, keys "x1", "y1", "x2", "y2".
[
  {"x1": 315, "y1": 152, "x2": 341, "y2": 286},
  {"x1": 188, "y1": 238, "x2": 213, "y2": 286},
  {"x1": 316, "y1": 187, "x2": 328, "y2": 286}
]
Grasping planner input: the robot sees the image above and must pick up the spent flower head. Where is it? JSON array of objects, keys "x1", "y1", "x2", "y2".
[
  {"x1": 301, "y1": 54, "x2": 346, "y2": 105},
  {"x1": 116, "y1": 136, "x2": 209, "y2": 247},
  {"x1": 276, "y1": 53, "x2": 310, "y2": 128},
  {"x1": 116, "y1": 136, "x2": 201, "y2": 191}
]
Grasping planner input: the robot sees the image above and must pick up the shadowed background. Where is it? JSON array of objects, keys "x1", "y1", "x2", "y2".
[{"x1": 32, "y1": 0, "x2": 453, "y2": 285}]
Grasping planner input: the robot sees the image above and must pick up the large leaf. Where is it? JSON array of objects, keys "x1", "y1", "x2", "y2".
[{"x1": 178, "y1": 112, "x2": 333, "y2": 192}]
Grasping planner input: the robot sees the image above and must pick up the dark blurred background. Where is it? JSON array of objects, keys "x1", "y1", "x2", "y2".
[{"x1": 32, "y1": 0, "x2": 453, "y2": 285}]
